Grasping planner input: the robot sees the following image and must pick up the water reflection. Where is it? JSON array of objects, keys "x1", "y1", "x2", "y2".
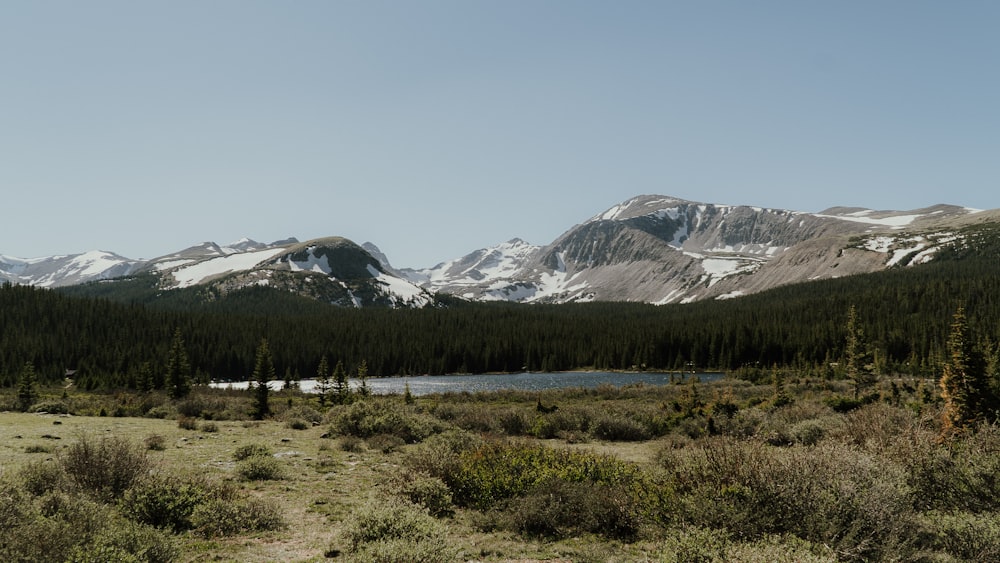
[{"x1": 211, "y1": 371, "x2": 723, "y2": 396}]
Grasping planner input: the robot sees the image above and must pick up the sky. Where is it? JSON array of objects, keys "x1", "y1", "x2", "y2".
[{"x1": 2, "y1": 1, "x2": 998, "y2": 268}]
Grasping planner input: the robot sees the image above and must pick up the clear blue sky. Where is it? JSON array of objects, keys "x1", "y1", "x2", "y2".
[{"x1": 2, "y1": 1, "x2": 998, "y2": 267}]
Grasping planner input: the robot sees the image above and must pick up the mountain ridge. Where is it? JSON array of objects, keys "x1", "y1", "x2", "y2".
[{"x1": 2, "y1": 195, "x2": 994, "y2": 307}]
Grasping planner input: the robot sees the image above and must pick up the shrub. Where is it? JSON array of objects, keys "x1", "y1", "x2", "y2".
[
  {"x1": 176, "y1": 416, "x2": 198, "y2": 430},
  {"x1": 1, "y1": 491, "x2": 111, "y2": 562},
  {"x1": 591, "y1": 416, "x2": 651, "y2": 441},
  {"x1": 789, "y1": 419, "x2": 826, "y2": 446},
  {"x1": 335, "y1": 498, "x2": 454, "y2": 563},
  {"x1": 24, "y1": 443, "x2": 53, "y2": 454},
  {"x1": 237, "y1": 455, "x2": 284, "y2": 481},
  {"x1": 339, "y1": 435, "x2": 366, "y2": 453},
  {"x1": 143, "y1": 434, "x2": 167, "y2": 451},
  {"x1": 662, "y1": 437, "x2": 913, "y2": 561},
  {"x1": 368, "y1": 434, "x2": 406, "y2": 454},
  {"x1": 29, "y1": 400, "x2": 70, "y2": 414},
  {"x1": 120, "y1": 475, "x2": 208, "y2": 532},
  {"x1": 494, "y1": 477, "x2": 644, "y2": 540},
  {"x1": 18, "y1": 459, "x2": 67, "y2": 496},
  {"x1": 403, "y1": 429, "x2": 481, "y2": 480},
  {"x1": 916, "y1": 511, "x2": 1000, "y2": 561},
  {"x1": 286, "y1": 418, "x2": 309, "y2": 430},
  {"x1": 389, "y1": 471, "x2": 454, "y2": 517},
  {"x1": 497, "y1": 409, "x2": 529, "y2": 436},
  {"x1": 145, "y1": 405, "x2": 175, "y2": 419},
  {"x1": 60, "y1": 434, "x2": 151, "y2": 501},
  {"x1": 191, "y1": 497, "x2": 285, "y2": 537},
  {"x1": 283, "y1": 404, "x2": 323, "y2": 425},
  {"x1": 199, "y1": 421, "x2": 218, "y2": 433},
  {"x1": 70, "y1": 518, "x2": 177, "y2": 563},
  {"x1": 328, "y1": 398, "x2": 444, "y2": 443},
  {"x1": 445, "y1": 439, "x2": 649, "y2": 511},
  {"x1": 233, "y1": 443, "x2": 272, "y2": 461}
]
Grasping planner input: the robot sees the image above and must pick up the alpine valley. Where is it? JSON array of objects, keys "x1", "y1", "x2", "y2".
[{"x1": 3, "y1": 194, "x2": 999, "y2": 308}]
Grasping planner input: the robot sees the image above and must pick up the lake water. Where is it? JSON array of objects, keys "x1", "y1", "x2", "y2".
[{"x1": 210, "y1": 371, "x2": 724, "y2": 396}]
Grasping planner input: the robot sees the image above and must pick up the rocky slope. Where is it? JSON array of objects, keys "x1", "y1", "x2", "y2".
[
  {"x1": 3, "y1": 194, "x2": 994, "y2": 306},
  {"x1": 405, "y1": 195, "x2": 987, "y2": 304}
]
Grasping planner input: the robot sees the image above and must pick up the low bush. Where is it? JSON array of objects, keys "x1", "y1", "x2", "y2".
[
  {"x1": 491, "y1": 477, "x2": 644, "y2": 540},
  {"x1": 334, "y1": 498, "x2": 454, "y2": 563},
  {"x1": 368, "y1": 434, "x2": 406, "y2": 453},
  {"x1": 236, "y1": 455, "x2": 285, "y2": 481},
  {"x1": 328, "y1": 398, "x2": 446, "y2": 443},
  {"x1": 916, "y1": 511, "x2": 1000, "y2": 561},
  {"x1": 662, "y1": 437, "x2": 913, "y2": 561},
  {"x1": 591, "y1": 415, "x2": 651, "y2": 441},
  {"x1": 70, "y1": 517, "x2": 177, "y2": 563},
  {"x1": 389, "y1": 470, "x2": 454, "y2": 517},
  {"x1": 176, "y1": 416, "x2": 198, "y2": 430},
  {"x1": 286, "y1": 418, "x2": 309, "y2": 430},
  {"x1": 233, "y1": 443, "x2": 272, "y2": 461},
  {"x1": 283, "y1": 404, "x2": 323, "y2": 425},
  {"x1": 60, "y1": 434, "x2": 151, "y2": 501},
  {"x1": 143, "y1": 434, "x2": 167, "y2": 451},
  {"x1": 120, "y1": 474, "x2": 208, "y2": 532},
  {"x1": 339, "y1": 435, "x2": 366, "y2": 453},
  {"x1": 1, "y1": 492, "x2": 107, "y2": 562},
  {"x1": 29, "y1": 400, "x2": 71, "y2": 414},
  {"x1": 18, "y1": 459, "x2": 67, "y2": 496},
  {"x1": 403, "y1": 429, "x2": 482, "y2": 479},
  {"x1": 191, "y1": 496, "x2": 285, "y2": 537},
  {"x1": 442, "y1": 439, "x2": 651, "y2": 512}
]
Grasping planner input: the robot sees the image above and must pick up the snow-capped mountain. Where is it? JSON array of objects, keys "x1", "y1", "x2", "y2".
[
  {"x1": 396, "y1": 238, "x2": 542, "y2": 299},
  {"x1": 0, "y1": 250, "x2": 141, "y2": 288},
  {"x1": 402, "y1": 195, "x2": 990, "y2": 304},
  {"x1": 3, "y1": 195, "x2": 996, "y2": 307},
  {"x1": 2, "y1": 237, "x2": 435, "y2": 308}
]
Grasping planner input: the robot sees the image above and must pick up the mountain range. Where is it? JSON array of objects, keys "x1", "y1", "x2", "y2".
[{"x1": 3, "y1": 194, "x2": 997, "y2": 307}]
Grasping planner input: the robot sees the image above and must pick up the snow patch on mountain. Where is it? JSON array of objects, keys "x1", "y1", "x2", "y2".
[
  {"x1": 287, "y1": 247, "x2": 333, "y2": 275},
  {"x1": 366, "y1": 264, "x2": 432, "y2": 307},
  {"x1": 815, "y1": 211, "x2": 924, "y2": 229},
  {"x1": 172, "y1": 248, "x2": 288, "y2": 288}
]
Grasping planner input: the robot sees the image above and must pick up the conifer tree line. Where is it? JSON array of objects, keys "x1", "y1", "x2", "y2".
[{"x1": 1, "y1": 245, "x2": 999, "y2": 390}]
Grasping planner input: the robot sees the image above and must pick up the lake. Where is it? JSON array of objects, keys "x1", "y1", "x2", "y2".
[{"x1": 210, "y1": 371, "x2": 724, "y2": 396}]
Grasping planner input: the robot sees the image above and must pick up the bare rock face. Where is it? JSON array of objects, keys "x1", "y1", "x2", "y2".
[{"x1": 409, "y1": 195, "x2": 987, "y2": 305}]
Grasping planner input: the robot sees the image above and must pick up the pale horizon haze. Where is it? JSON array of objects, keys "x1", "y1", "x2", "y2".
[{"x1": 2, "y1": 1, "x2": 998, "y2": 268}]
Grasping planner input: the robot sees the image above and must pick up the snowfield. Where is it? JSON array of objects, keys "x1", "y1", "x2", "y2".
[{"x1": 171, "y1": 248, "x2": 288, "y2": 288}]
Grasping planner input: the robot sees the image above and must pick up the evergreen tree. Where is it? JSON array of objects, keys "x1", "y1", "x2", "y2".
[
  {"x1": 845, "y1": 305, "x2": 876, "y2": 399},
  {"x1": 332, "y1": 360, "x2": 350, "y2": 404},
  {"x1": 939, "y1": 305, "x2": 991, "y2": 435},
  {"x1": 251, "y1": 338, "x2": 275, "y2": 420},
  {"x1": 315, "y1": 355, "x2": 331, "y2": 407},
  {"x1": 165, "y1": 328, "x2": 191, "y2": 399},
  {"x1": 283, "y1": 366, "x2": 294, "y2": 390},
  {"x1": 357, "y1": 359, "x2": 370, "y2": 397},
  {"x1": 136, "y1": 361, "x2": 154, "y2": 393},
  {"x1": 17, "y1": 361, "x2": 38, "y2": 412}
]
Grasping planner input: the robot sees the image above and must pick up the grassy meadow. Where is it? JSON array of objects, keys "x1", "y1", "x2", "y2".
[{"x1": 2, "y1": 376, "x2": 1000, "y2": 562}]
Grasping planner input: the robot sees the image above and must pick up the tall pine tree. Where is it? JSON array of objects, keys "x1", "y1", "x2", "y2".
[
  {"x1": 17, "y1": 361, "x2": 39, "y2": 412},
  {"x1": 845, "y1": 305, "x2": 876, "y2": 399},
  {"x1": 166, "y1": 328, "x2": 192, "y2": 399},
  {"x1": 315, "y1": 355, "x2": 331, "y2": 407},
  {"x1": 939, "y1": 305, "x2": 991, "y2": 435},
  {"x1": 251, "y1": 338, "x2": 275, "y2": 420},
  {"x1": 332, "y1": 360, "x2": 350, "y2": 405},
  {"x1": 357, "y1": 359, "x2": 370, "y2": 397}
]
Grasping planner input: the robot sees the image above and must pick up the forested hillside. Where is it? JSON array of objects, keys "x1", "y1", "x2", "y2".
[{"x1": 2, "y1": 226, "x2": 999, "y2": 390}]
